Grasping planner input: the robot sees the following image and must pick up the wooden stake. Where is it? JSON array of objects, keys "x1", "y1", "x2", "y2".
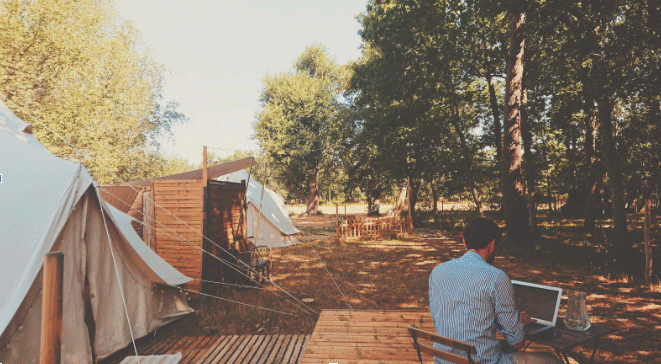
[
  {"x1": 202, "y1": 145, "x2": 208, "y2": 187},
  {"x1": 644, "y1": 198, "x2": 653, "y2": 287},
  {"x1": 336, "y1": 204, "x2": 339, "y2": 239},
  {"x1": 40, "y1": 251, "x2": 64, "y2": 364},
  {"x1": 407, "y1": 176, "x2": 413, "y2": 233}
]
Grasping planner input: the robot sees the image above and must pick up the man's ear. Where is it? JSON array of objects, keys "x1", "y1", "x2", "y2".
[{"x1": 488, "y1": 239, "x2": 496, "y2": 252}]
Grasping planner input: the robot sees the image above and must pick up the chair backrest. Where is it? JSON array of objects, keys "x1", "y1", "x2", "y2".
[{"x1": 408, "y1": 326, "x2": 478, "y2": 364}]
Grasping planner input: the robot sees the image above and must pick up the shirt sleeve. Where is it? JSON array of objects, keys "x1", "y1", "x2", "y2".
[{"x1": 491, "y1": 272, "x2": 525, "y2": 345}]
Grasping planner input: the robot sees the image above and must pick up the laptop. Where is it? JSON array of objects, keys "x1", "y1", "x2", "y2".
[{"x1": 511, "y1": 280, "x2": 563, "y2": 336}]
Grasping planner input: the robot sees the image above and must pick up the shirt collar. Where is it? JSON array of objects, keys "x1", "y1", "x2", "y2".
[{"x1": 463, "y1": 251, "x2": 486, "y2": 263}]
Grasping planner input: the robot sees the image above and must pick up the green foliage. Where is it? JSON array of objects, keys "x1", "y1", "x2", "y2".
[
  {"x1": 255, "y1": 45, "x2": 351, "y2": 202},
  {"x1": 349, "y1": 0, "x2": 500, "y2": 211},
  {"x1": 0, "y1": 0, "x2": 185, "y2": 183},
  {"x1": 344, "y1": 0, "x2": 661, "y2": 271}
]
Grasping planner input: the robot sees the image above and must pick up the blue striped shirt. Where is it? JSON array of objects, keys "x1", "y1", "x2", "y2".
[{"x1": 429, "y1": 251, "x2": 524, "y2": 364}]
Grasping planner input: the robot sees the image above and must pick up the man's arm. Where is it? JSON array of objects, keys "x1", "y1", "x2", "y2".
[
  {"x1": 504, "y1": 311, "x2": 536, "y2": 351},
  {"x1": 491, "y1": 274, "x2": 526, "y2": 350}
]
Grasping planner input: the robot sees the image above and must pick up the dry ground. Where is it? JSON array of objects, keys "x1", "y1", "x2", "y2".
[{"x1": 159, "y1": 207, "x2": 661, "y2": 363}]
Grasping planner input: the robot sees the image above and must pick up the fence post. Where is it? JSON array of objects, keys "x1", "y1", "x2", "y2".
[
  {"x1": 644, "y1": 198, "x2": 653, "y2": 287},
  {"x1": 336, "y1": 204, "x2": 340, "y2": 240},
  {"x1": 40, "y1": 251, "x2": 64, "y2": 364}
]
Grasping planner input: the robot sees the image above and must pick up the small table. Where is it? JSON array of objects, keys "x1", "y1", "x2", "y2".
[{"x1": 527, "y1": 319, "x2": 616, "y2": 364}]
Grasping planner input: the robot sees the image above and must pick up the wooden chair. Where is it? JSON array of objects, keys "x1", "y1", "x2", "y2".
[
  {"x1": 408, "y1": 326, "x2": 478, "y2": 364},
  {"x1": 237, "y1": 242, "x2": 272, "y2": 283}
]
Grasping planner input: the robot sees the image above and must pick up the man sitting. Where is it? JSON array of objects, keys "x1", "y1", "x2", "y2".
[{"x1": 428, "y1": 217, "x2": 561, "y2": 364}]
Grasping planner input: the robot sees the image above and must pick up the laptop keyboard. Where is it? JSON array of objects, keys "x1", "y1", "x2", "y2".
[{"x1": 526, "y1": 322, "x2": 546, "y2": 329}]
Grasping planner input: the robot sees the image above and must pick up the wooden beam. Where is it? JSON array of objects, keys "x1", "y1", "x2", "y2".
[
  {"x1": 40, "y1": 251, "x2": 64, "y2": 364},
  {"x1": 202, "y1": 145, "x2": 208, "y2": 187}
]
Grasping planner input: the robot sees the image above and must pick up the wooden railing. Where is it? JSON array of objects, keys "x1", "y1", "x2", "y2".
[{"x1": 336, "y1": 215, "x2": 410, "y2": 241}]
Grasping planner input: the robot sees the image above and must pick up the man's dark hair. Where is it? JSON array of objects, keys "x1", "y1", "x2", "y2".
[{"x1": 463, "y1": 217, "x2": 502, "y2": 250}]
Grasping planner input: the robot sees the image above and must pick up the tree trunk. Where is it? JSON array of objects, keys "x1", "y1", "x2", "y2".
[
  {"x1": 367, "y1": 189, "x2": 381, "y2": 216},
  {"x1": 503, "y1": 10, "x2": 531, "y2": 249},
  {"x1": 521, "y1": 82, "x2": 537, "y2": 236},
  {"x1": 598, "y1": 94, "x2": 633, "y2": 273},
  {"x1": 452, "y1": 104, "x2": 483, "y2": 216},
  {"x1": 304, "y1": 166, "x2": 320, "y2": 215},
  {"x1": 394, "y1": 181, "x2": 408, "y2": 217},
  {"x1": 487, "y1": 74, "x2": 504, "y2": 212},
  {"x1": 547, "y1": 174, "x2": 553, "y2": 213},
  {"x1": 409, "y1": 178, "x2": 421, "y2": 214},
  {"x1": 583, "y1": 93, "x2": 598, "y2": 230}
]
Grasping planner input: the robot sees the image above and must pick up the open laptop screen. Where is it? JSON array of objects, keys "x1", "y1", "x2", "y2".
[{"x1": 511, "y1": 280, "x2": 562, "y2": 325}]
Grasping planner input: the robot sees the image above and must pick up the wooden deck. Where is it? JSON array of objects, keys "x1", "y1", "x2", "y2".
[
  {"x1": 107, "y1": 335, "x2": 310, "y2": 364},
  {"x1": 300, "y1": 310, "x2": 563, "y2": 364},
  {"x1": 299, "y1": 310, "x2": 436, "y2": 364}
]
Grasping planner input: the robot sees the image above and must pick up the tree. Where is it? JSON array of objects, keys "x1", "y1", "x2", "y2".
[
  {"x1": 501, "y1": 1, "x2": 532, "y2": 249},
  {"x1": 351, "y1": 0, "x2": 494, "y2": 218},
  {"x1": 255, "y1": 45, "x2": 347, "y2": 215},
  {"x1": 0, "y1": 0, "x2": 185, "y2": 183}
]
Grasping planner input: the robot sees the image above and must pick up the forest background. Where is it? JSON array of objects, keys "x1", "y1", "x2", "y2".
[{"x1": 1, "y1": 0, "x2": 659, "y2": 285}]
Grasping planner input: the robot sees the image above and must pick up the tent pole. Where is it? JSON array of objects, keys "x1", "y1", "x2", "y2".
[
  {"x1": 40, "y1": 251, "x2": 64, "y2": 364},
  {"x1": 202, "y1": 145, "x2": 208, "y2": 186}
]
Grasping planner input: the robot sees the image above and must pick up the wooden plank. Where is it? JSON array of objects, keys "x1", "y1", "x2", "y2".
[
  {"x1": 155, "y1": 235, "x2": 203, "y2": 242},
  {"x1": 119, "y1": 354, "x2": 182, "y2": 364},
  {"x1": 155, "y1": 202, "x2": 202, "y2": 207},
  {"x1": 155, "y1": 237, "x2": 203, "y2": 244},
  {"x1": 292, "y1": 335, "x2": 310, "y2": 364},
  {"x1": 158, "y1": 256, "x2": 202, "y2": 265},
  {"x1": 155, "y1": 248, "x2": 202, "y2": 256},
  {"x1": 194, "y1": 336, "x2": 228, "y2": 364},
  {"x1": 185, "y1": 336, "x2": 219, "y2": 363},
  {"x1": 153, "y1": 219, "x2": 203, "y2": 227},
  {"x1": 234, "y1": 335, "x2": 267, "y2": 364},
  {"x1": 154, "y1": 211, "x2": 204, "y2": 218},
  {"x1": 148, "y1": 335, "x2": 181, "y2": 355},
  {"x1": 223, "y1": 335, "x2": 257, "y2": 364},
  {"x1": 263, "y1": 335, "x2": 287, "y2": 364},
  {"x1": 181, "y1": 336, "x2": 213, "y2": 362},
  {"x1": 209, "y1": 335, "x2": 241, "y2": 364},
  {"x1": 154, "y1": 195, "x2": 202, "y2": 202},
  {"x1": 252, "y1": 335, "x2": 278, "y2": 364},
  {"x1": 166, "y1": 336, "x2": 195, "y2": 355},
  {"x1": 280, "y1": 335, "x2": 301, "y2": 364},
  {"x1": 217, "y1": 335, "x2": 252, "y2": 364},
  {"x1": 40, "y1": 252, "x2": 64, "y2": 364},
  {"x1": 181, "y1": 336, "x2": 210, "y2": 361},
  {"x1": 154, "y1": 180, "x2": 202, "y2": 186},
  {"x1": 159, "y1": 190, "x2": 201, "y2": 196},
  {"x1": 270, "y1": 335, "x2": 293, "y2": 364},
  {"x1": 154, "y1": 216, "x2": 204, "y2": 224},
  {"x1": 155, "y1": 249, "x2": 202, "y2": 257}
]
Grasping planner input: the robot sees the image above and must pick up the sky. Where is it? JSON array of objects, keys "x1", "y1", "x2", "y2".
[{"x1": 113, "y1": 0, "x2": 368, "y2": 165}]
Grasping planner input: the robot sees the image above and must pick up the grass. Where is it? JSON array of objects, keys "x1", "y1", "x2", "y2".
[{"x1": 158, "y1": 208, "x2": 661, "y2": 363}]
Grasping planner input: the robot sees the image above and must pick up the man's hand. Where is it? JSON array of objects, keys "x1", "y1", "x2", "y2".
[{"x1": 520, "y1": 311, "x2": 536, "y2": 326}]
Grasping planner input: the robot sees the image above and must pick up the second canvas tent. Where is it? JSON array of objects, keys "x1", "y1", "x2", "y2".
[{"x1": 218, "y1": 170, "x2": 300, "y2": 248}]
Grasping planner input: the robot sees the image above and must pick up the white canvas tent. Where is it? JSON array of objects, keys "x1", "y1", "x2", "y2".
[
  {"x1": 218, "y1": 170, "x2": 300, "y2": 248},
  {"x1": 0, "y1": 101, "x2": 194, "y2": 363}
]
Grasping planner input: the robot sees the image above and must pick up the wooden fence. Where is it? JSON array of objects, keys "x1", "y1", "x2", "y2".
[{"x1": 335, "y1": 215, "x2": 410, "y2": 241}]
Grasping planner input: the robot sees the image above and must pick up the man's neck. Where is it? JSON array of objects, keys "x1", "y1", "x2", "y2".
[{"x1": 467, "y1": 248, "x2": 490, "y2": 263}]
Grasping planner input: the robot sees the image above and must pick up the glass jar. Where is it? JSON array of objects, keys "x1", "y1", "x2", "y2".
[{"x1": 564, "y1": 290, "x2": 591, "y2": 331}]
